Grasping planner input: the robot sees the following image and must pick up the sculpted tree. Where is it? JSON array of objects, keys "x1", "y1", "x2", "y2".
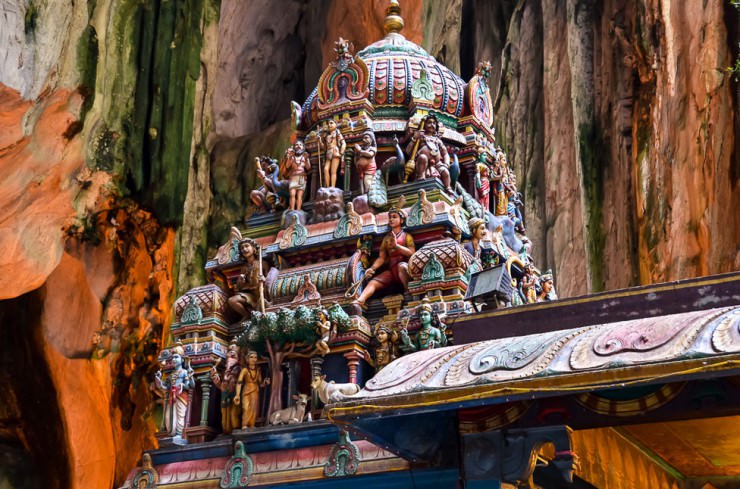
[{"x1": 236, "y1": 304, "x2": 349, "y2": 417}]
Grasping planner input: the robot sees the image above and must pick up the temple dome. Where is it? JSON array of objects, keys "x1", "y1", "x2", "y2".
[{"x1": 300, "y1": 5, "x2": 466, "y2": 130}]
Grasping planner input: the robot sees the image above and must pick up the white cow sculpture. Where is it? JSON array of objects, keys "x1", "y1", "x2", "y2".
[{"x1": 310, "y1": 375, "x2": 360, "y2": 404}]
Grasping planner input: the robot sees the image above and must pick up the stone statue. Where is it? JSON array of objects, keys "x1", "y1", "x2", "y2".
[
  {"x1": 284, "y1": 139, "x2": 311, "y2": 211},
  {"x1": 399, "y1": 299, "x2": 447, "y2": 352},
  {"x1": 228, "y1": 238, "x2": 268, "y2": 320},
  {"x1": 354, "y1": 130, "x2": 377, "y2": 194},
  {"x1": 320, "y1": 119, "x2": 346, "y2": 188},
  {"x1": 210, "y1": 341, "x2": 242, "y2": 434},
  {"x1": 406, "y1": 114, "x2": 452, "y2": 193},
  {"x1": 353, "y1": 205, "x2": 415, "y2": 306},
  {"x1": 234, "y1": 350, "x2": 269, "y2": 429},
  {"x1": 154, "y1": 343, "x2": 195, "y2": 442}
]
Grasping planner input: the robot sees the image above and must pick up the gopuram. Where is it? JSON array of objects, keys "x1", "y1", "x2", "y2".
[{"x1": 121, "y1": 2, "x2": 740, "y2": 488}]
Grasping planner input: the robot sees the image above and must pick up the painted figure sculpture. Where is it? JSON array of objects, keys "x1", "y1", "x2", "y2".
[
  {"x1": 154, "y1": 343, "x2": 195, "y2": 442},
  {"x1": 234, "y1": 350, "x2": 269, "y2": 429},
  {"x1": 354, "y1": 206, "x2": 415, "y2": 306},
  {"x1": 210, "y1": 341, "x2": 242, "y2": 434}
]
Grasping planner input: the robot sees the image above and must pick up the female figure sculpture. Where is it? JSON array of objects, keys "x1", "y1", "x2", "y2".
[
  {"x1": 154, "y1": 343, "x2": 195, "y2": 440},
  {"x1": 353, "y1": 206, "x2": 415, "y2": 306},
  {"x1": 234, "y1": 351, "x2": 269, "y2": 429},
  {"x1": 320, "y1": 119, "x2": 346, "y2": 188}
]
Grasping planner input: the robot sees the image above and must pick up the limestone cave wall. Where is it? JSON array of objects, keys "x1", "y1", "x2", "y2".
[{"x1": 0, "y1": 0, "x2": 737, "y2": 487}]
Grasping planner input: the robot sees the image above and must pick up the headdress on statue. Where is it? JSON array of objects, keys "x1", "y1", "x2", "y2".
[
  {"x1": 388, "y1": 195, "x2": 407, "y2": 225},
  {"x1": 227, "y1": 339, "x2": 239, "y2": 354},
  {"x1": 467, "y1": 217, "x2": 485, "y2": 233},
  {"x1": 361, "y1": 130, "x2": 376, "y2": 146},
  {"x1": 171, "y1": 342, "x2": 186, "y2": 358},
  {"x1": 540, "y1": 269, "x2": 554, "y2": 283},
  {"x1": 420, "y1": 113, "x2": 440, "y2": 134},
  {"x1": 419, "y1": 297, "x2": 433, "y2": 314},
  {"x1": 239, "y1": 237, "x2": 260, "y2": 253}
]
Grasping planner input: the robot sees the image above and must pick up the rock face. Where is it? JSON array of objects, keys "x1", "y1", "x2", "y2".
[{"x1": 0, "y1": 0, "x2": 737, "y2": 487}]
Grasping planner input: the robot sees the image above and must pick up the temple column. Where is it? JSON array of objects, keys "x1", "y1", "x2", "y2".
[
  {"x1": 199, "y1": 376, "x2": 211, "y2": 426},
  {"x1": 310, "y1": 357, "x2": 325, "y2": 408},
  {"x1": 344, "y1": 351, "x2": 362, "y2": 384}
]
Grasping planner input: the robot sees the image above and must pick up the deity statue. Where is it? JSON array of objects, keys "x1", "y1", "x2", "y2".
[
  {"x1": 250, "y1": 156, "x2": 279, "y2": 212},
  {"x1": 537, "y1": 270, "x2": 557, "y2": 302},
  {"x1": 320, "y1": 119, "x2": 346, "y2": 188},
  {"x1": 406, "y1": 114, "x2": 452, "y2": 193},
  {"x1": 354, "y1": 130, "x2": 377, "y2": 194},
  {"x1": 210, "y1": 341, "x2": 242, "y2": 434},
  {"x1": 475, "y1": 163, "x2": 491, "y2": 213},
  {"x1": 314, "y1": 309, "x2": 333, "y2": 356},
  {"x1": 284, "y1": 139, "x2": 311, "y2": 211},
  {"x1": 491, "y1": 155, "x2": 508, "y2": 216},
  {"x1": 465, "y1": 217, "x2": 486, "y2": 263},
  {"x1": 369, "y1": 324, "x2": 398, "y2": 372},
  {"x1": 154, "y1": 343, "x2": 195, "y2": 441},
  {"x1": 507, "y1": 189, "x2": 526, "y2": 233},
  {"x1": 227, "y1": 238, "x2": 268, "y2": 320},
  {"x1": 234, "y1": 350, "x2": 269, "y2": 429},
  {"x1": 521, "y1": 264, "x2": 538, "y2": 304},
  {"x1": 399, "y1": 299, "x2": 447, "y2": 352},
  {"x1": 353, "y1": 206, "x2": 415, "y2": 306}
]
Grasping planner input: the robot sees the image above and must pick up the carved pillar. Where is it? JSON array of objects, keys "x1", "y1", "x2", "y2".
[
  {"x1": 310, "y1": 357, "x2": 325, "y2": 408},
  {"x1": 199, "y1": 376, "x2": 211, "y2": 426},
  {"x1": 283, "y1": 360, "x2": 296, "y2": 405},
  {"x1": 344, "y1": 351, "x2": 362, "y2": 384}
]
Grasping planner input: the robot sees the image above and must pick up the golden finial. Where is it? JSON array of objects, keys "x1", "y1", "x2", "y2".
[{"x1": 384, "y1": 0, "x2": 404, "y2": 36}]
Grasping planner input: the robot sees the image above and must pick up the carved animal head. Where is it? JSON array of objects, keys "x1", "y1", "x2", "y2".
[
  {"x1": 310, "y1": 375, "x2": 327, "y2": 390},
  {"x1": 293, "y1": 393, "x2": 310, "y2": 408}
]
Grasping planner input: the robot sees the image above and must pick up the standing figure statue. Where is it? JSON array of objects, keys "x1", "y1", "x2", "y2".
[
  {"x1": 354, "y1": 130, "x2": 377, "y2": 194},
  {"x1": 399, "y1": 299, "x2": 447, "y2": 352},
  {"x1": 475, "y1": 163, "x2": 491, "y2": 213},
  {"x1": 234, "y1": 351, "x2": 270, "y2": 429},
  {"x1": 314, "y1": 309, "x2": 333, "y2": 356},
  {"x1": 210, "y1": 341, "x2": 242, "y2": 434},
  {"x1": 407, "y1": 114, "x2": 452, "y2": 193},
  {"x1": 154, "y1": 343, "x2": 195, "y2": 442},
  {"x1": 491, "y1": 156, "x2": 508, "y2": 216},
  {"x1": 228, "y1": 238, "x2": 268, "y2": 320},
  {"x1": 320, "y1": 119, "x2": 346, "y2": 188},
  {"x1": 353, "y1": 206, "x2": 415, "y2": 306},
  {"x1": 285, "y1": 139, "x2": 311, "y2": 211},
  {"x1": 521, "y1": 264, "x2": 538, "y2": 304}
]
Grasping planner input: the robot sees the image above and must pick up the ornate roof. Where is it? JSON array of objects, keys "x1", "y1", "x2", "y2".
[{"x1": 330, "y1": 305, "x2": 740, "y2": 405}]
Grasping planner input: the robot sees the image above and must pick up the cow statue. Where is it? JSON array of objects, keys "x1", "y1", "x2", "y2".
[
  {"x1": 268, "y1": 393, "x2": 310, "y2": 425},
  {"x1": 310, "y1": 375, "x2": 361, "y2": 404}
]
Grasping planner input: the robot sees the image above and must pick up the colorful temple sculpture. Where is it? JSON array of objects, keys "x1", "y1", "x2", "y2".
[{"x1": 122, "y1": 3, "x2": 740, "y2": 488}]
